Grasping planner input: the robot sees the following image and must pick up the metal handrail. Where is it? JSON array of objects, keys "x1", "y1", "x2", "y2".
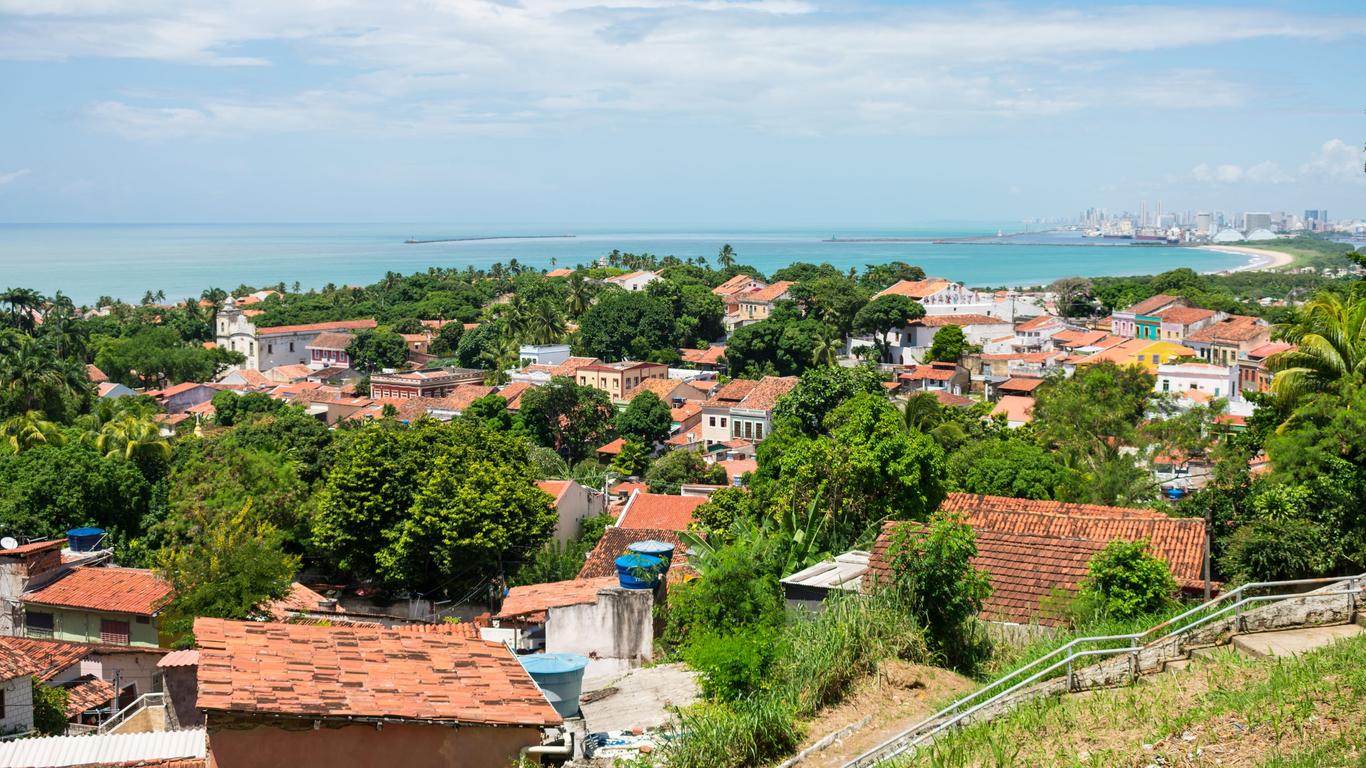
[
  {"x1": 97, "y1": 692, "x2": 166, "y2": 734},
  {"x1": 844, "y1": 573, "x2": 1363, "y2": 768}
]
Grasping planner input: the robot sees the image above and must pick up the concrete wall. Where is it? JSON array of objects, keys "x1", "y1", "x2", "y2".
[
  {"x1": 162, "y1": 666, "x2": 202, "y2": 729},
  {"x1": 207, "y1": 716, "x2": 541, "y2": 768},
  {"x1": 0, "y1": 674, "x2": 34, "y2": 735},
  {"x1": 553, "y1": 484, "x2": 606, "y2": 544},
  {"x1": 546, "y1": 587, "x2": 652, "y2": 676}
]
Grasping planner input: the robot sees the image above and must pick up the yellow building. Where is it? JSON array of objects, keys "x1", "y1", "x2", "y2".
[{"x1": 1073, "y1": 338, "x2": 1196, "y2": 372}]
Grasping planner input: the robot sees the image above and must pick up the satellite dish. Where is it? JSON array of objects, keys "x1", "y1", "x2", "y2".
[{"x1": 0, "y1": 537, "x2": 18, "y2": 550}]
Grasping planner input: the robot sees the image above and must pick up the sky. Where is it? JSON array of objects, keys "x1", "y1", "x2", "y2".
[{"x1": 0, "y1": 0, "x2": 1363, "y2": 226}]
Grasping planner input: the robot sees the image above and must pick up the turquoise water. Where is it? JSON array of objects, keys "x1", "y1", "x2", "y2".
[{"x1": 0, "y1": 223, "x2": 1249, "y2": 304}]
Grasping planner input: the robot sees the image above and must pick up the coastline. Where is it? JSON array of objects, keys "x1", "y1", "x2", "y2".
[{"x1": 1198, "y1": 244, "x2": 1296, "y2": 273}]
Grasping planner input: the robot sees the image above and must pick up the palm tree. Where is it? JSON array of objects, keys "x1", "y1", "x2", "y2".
[
  {"x1": 0, "y1": 287, "x2": 44, "y2": 333},
  {"x1": 1267, "y1": 293, "x2": 1366, "y2": 404},
  {"x1": 502, "y1": 294, "x2": 534, "y2": 344},
  {"x1": 0, "y1": 335, "x2": 81, "y2": 415},
  {"x1": 0, "y1": 410, "x2": 66, "y2": 454},
  {"x1": 527, "y1": 300, "x2": 567, "y2": 345},
  {"x1": 811, "y1": 332, "x2": 841, "y2": 367},
  {"x1": 903, "y1": 392, "x2": 944, "y2": 432},
  {"x1": 39, "y1": 304, "x2": 89, "y2": 361},
  {"x1": 716, "y1": 244, "x2": 736, "y2": 270},
  {"x1": 479, "y1": 336, "x2": 521, "y2": 385},
  {"x1": 565, "y1": 275, "x2": 593, "y2": 319},
  {"x1": 95, "y1": 413, "x2": 170, "y2": 463}
]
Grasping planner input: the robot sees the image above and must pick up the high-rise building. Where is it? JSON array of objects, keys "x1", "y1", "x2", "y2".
[
  {"x1": 1195, "y1": 212, "x2": 1213, "y2": 236},
  {"x1": 1244, "y1": 212, "x2": 1272, "y2": 233}
]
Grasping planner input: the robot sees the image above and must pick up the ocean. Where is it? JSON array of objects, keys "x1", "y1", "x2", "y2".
[{"x1": 0, "y1": 223, "x2": 1250, "y2": 305}]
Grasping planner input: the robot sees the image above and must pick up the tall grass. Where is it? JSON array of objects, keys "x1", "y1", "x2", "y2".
[{"x1": 664, "y1": 591, "x2": 929, "y2": 768}]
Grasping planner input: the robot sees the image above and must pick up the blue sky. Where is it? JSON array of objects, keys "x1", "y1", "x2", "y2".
[{"x1": 0, "y1": 0, "x2": 1363, "y2": 225}]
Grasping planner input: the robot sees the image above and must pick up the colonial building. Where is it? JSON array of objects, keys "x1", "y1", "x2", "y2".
[
  {"x1": 699, "y1": 375, "x2": 797, "y2": 445},
  {"x1": 604, "y1": 270, "x2": 662, "y2": 292},
  {"x1": 728, "y1": 281, "x2": 794, "y2": 330},
  {"x1": 305, "y1": 331, "x2": 355, "y2": 370},
  {"x1": 575, "y1": 361, "x2": 669, "y2": 400},
  {"x1": 1184, "y1": 315, "x2": 1272, "y2": 368},
  {"x1": 216, "y1": 298, "x2": 377, "y2": 371},
  {"x1": 368, "y1": 368, "x2": 485, "y2": 399},
  {"x1": 1110, "y1": 294, "x2": 1186, "y2": 340}
]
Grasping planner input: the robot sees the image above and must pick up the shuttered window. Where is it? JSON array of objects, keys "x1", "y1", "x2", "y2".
[{"x1": 100, "y1": 619, "x2": 130, "y2": 645}]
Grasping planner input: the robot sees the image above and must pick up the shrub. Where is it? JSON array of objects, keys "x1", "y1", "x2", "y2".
[
  {"x1": 1074, "y1": 539, "x2": 1176, "y2": 623},
  {"x1": 1219, "y1": 517, "x2": 1338, "y2": 584},
  {"x1": 684, "y1": 630, "x2": 777, "y2": 702},
  {"x1": 881, "y1": 510, "x2": 991, "y2": 666},
  {"x1": 663, "y1": 536, "x2": 785, "y2": 649}
]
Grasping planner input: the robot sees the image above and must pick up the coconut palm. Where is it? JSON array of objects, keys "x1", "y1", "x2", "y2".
[
  {"x1": 502, "y1": 293, "x2": 535, "y2": 344},
  {"x1": 565, "y1": 275, "x2": 594, "y2": 319},
  {"x1": 716, "y1": 244, "x2": 736, "y2": 270},
  {"x1": 811, "y1": 332, "x2": 841, "y2": 367},
  {"x1": 526, "y1": 300, "x2": 567, "y2": 345},
  {"x1": 903, "y1": 392, "x2": 947, "y2": 433},
  {"x1": 479, "y1": 336, "x2": 522, "y2": 385},
  {"x1": 0, "y1": 410, "x2": 66, "y2": 454},
  {"x1": 95, "y1": 413, "x2": 170, "y2": 463},
  {"x1": 1267, "y1": 292, "x2": 1366, "y2": 405},
  {"x1": 0, "y1": 335, "x2": 86, "y2": 416},
  {"x1": 0, "y1": 287, "x2": 44, "y2": 333}
]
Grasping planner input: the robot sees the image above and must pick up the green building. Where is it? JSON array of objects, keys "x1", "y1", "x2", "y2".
[{"x1": 21, "y1": 566, "x2": 173, "y2": 648}]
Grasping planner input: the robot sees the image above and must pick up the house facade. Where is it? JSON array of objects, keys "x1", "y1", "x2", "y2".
[
  {"x1": 1157, "y1": 362, "x2": 1239, "y2": 400},
  {"x1": 1110, "y1": 294, "x2": 1184, "y2": 340},
  {"x1": 729, "y1": 281, "x2": 794, "y2": 330},
  {"x1": 304, "y1": 332, "x2": 354, "y2": 370},
  {"x1": 368, "y1": 368, "x2": 485, "y2": 399},
  {"x1": 535, "y1": 480, "x2": 607, "y2": 544},
  {"x1": 1184, "y1": 315, "x2": 1272, "y2": 368},
  {"x1": 719, "y1": 375, "x2": 798, "y2": 443},
  {"x1": 21, "y1": 567, "x2": 173, "y2": 648},
  {"x1": 575, "y1": 361, "x2": 669, "y2": 400},
  {"x1": 604, "y1": 270, "x2": 662, "y2": 292}
]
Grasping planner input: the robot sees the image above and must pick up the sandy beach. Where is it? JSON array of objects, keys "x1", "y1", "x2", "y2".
[{"x1": 1198, "y1": 244, "x2": 1296, "y2": 273}]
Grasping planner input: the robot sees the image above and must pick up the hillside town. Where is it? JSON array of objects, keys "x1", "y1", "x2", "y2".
[{"x1": 0, "y1": 235, "x2": 1363, "y2": 768}]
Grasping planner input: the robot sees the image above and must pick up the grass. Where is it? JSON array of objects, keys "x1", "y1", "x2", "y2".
[
  {"x1": 663, "y1": 591, "x2": 929, "y2": 768},
  {"x1": 893, "y1": 631, "x2": 1366, "y2": 767},
  {"x1": 1236, "y1": 236, "x2": 1360, "y2": 271}
]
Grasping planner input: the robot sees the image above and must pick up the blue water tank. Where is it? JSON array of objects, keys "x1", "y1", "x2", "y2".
[
  {"x1": 519, "y1": 653, "x2": 588, "y2": 718},
  {"x1": 1164, "y1": 487, "x2": 1187, "y2": 501},
  {"x1": 66, "y1": 528, "x2": 105, "y2": 552},
  {"x1": 614, "y1": 553, "x2": 664, "y2": 590},
  {"x1": 626, "y1": 540, "x2": 675, "y2": 573}
]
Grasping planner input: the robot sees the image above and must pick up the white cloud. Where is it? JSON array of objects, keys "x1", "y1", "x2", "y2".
[
  {"x1": 1191, "y1": 140, "x2": 1362, "y2": 187},
  {"x1": 1, "y1": 2, "x2": 1361, "y2": 138},
  {"x1": 0, "y1": 168, "x2": 30, "y2": 186}
]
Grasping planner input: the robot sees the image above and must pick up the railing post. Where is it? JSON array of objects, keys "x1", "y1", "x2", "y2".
[
  {"x1": 1065, "y1": 660, "x2": 1073, "y2": 692},
  {"x1": 1129, "y1": 638, "x2": 1139, "y2": 682}
]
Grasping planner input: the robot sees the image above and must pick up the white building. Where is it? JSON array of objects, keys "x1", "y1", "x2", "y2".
[
  {"x1": 1156, "y1": 362, "x2": 1238, "y2": 400},
  {"x1": 518, "y1": 344, "x2": 572, "y2": 367},
  {"x1": 604, "y1": 270, "x2": 662, "y2": 292},
  {"x1": 215, "y1": 298, "x2": 377, "y2": 371}
]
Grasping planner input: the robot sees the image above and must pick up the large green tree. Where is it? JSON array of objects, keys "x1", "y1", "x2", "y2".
[
  {"x1": 0, "y1": 441, "x2": 151, "y2": 543},
  {"x1": 346, "y1": 329, "x2": 409, "y2": 372},
  {"x1": 645, "y1": 448, "x2": 727, "y2": 494},
  {"x1": 578, "y1": 290, "x2": 677, "y2": 361},
  {"x1": 94, "y1": 326, "x2": 242, "y2": 388},
  {"x1": 925, "y1": 324, "x2": 970, "y2": 363},
  {"x1": 519, "y1": 377, "x2": 618, "y2": 462},
  {"x1": 618, "y1": 391, "x2": 673, "y2": 446},
  {"x1": 724, "y1": 305, "x2": 827, "y2": 377},
  {"x1": 771, "y1": 363, "x2": 885, "y2": 436},
  {"x1": 1267, "y1": 292, "x2": 1366, "y2": 405},
  {"x1": 853, "y1": 294, "x2": 925, "y2": 363},
  {"x1": 945, "y1": 438, "x2": 1081, "y2": 501}
]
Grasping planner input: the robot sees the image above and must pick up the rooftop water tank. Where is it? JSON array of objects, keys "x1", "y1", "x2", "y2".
[
  {"x1": 614, "y1": 553, "x2": 664, "y2": 590},
  {"x1": 626, "y1": 540, "x2": 675, "y2": 573},
  {"x1": 519, "y1": 653, "x2": 588, "y2": 718},
  {"x1": 66, "y1": 527, "x2": 105, "y2": 552}
]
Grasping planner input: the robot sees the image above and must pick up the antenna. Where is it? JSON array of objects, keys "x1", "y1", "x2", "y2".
[{"x1": 0, "y1": 537, "x2": 18, "y2": 550}]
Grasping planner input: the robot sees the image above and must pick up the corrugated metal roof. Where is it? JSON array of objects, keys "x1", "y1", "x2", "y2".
[
  {"x1": 781, "y1": 551, "x2": 870, "y2": 591},
  {"x1": 0, "y1": 728, "x2": 206, "y2": 767}
]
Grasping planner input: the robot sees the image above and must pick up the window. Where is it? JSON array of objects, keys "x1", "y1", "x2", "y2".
[
  {"x1": 709, "y1": 417, "x2": 716, "y2": 427},
  {"x1": 755, "y1": 423, "x2": 763, "y2": 440},
  {"x1": 0, "y1": 689, "x2": 5, "y2": 720},
  {"x1": 100, "y1": 619, "x2": 130, "y2": 645},
  {"x1": 267, "y1": 343, "x2": 273, "y2": 354},
  {"x1": 744, "y1": 422, "x2": 753, "y2": 439},
  {"x1": 1162, "y1": 380, "x2": 1170, "y2": 392},
  {"x1": 25, "y1": 611, "x2": 53, "y2": 638},
  {"x1": 720, "y1": 418, "x2": 726, "y2": 427},
  {"x1": 289, "y1": 342, "x2": 295, "y2": 352},
  {"x1": 732, "y1": 420, "x2": 740, "y2": 437}
]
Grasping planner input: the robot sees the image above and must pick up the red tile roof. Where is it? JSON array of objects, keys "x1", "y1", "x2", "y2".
[
  {"x1": 1051, "y1": 329, "x2": 1111, "y2": 348},
  {"x1": 717, "y1": 458, "x2": 757, "y2": 482},
  {"x1": 597, "y1": 437, "x2": 627, "y2": 455},
  {"x1": 1185, "y1": 315, "x2": 1269, "y2": 344},
  {"x1": 157, "y1": 649, "x2": 200, "y2": 668},
  {"x1": 617, "y1": 492, "x2": 707, "y2": 531},
  {"x1": 631, "y1": 378, "x2": 687, "y2": 402},
  {"x1": 713, "y1": 274, "x2": 762, "y2": 296},
  {"x1": 1246, "y1": 341, "x2": 1294, "y2": 360},
  {"x1": 997, "y1": 377, "x2": 1044, "y2": 393},
  {"x1": 0, "y1": 539, "x2": 64, "y2": 557},
  {"x1": 1122, "y1": 294, "x2": 1181, "y2": 317},
  {"x1": 703, "y1": 378, "x2": 758, "y2": 407},
  {"x1": 194, "y1": 618, "x2": 561, "y2": 726},
  {"x1": 496, "y1": 381, "x2": 534, "y2": 410},
  {"x1": 931, "y1": 391, "x2": 974, "y2": 407},
  {"x1": 873, "y1": 279, "x2": 953, "y2": 301},
  {"x1": 262, "y1": 583, "x2": 342, "y2": 622},
  {"x1": 1014, "y1": 315, "x2": 1061, "y2": 332},
  {"x1": 578, "y1": 527, "x2": 694, "y2": 580},
  {"x1": 86, "y1": 364, "x2": 109, "y2": 383},
  {"x1": 0, "y1": 644, "x2": 42, "y2": 681},
  {"x1": 680, "y1": 346, "x2": 726, "y2": 366},
  {"x1": 868, "y1": 521, "x2": 1106, "y2": 625},
  {"x1": 254, "y1": 319, "x2": 378, "y2": 336},
  {"x1": 1153, "y1": 306, "x2": 1216, "y2": 325},
  {"x1": 740, "y1": 280, "x2": 794, "y2": 304},
  {"x1": 24, "y1": 567, "x2": 174, "y2": 616},
  {"x1": 535, "y1": 480, "x2": 573, "y2": 504},
  {"x1": 545, "y1": 268, "x2": 574, "y2": 278},
  {"x1": 306, "y1": 331, "x2": 355, "y2": 351},
  {"x1": 0, "y1": 636, "x2": 90, "y2": 680},
  {"x1": 496, "y1": 577, "x2": 618, "y2": 622},
  {"x1": 735, "y1": 375, "x2": 798, "y2": 411},
  {"x1": 63, "y1": 675, "x2": 115, "y2": 716},
  {"x1": 939, "y1": 493, "x2": 1204, "y2": 584},
  {"x1": 900, "y1": 366, "x2": 958, "y2": 382},
  {"x1": 991, "y1": 395, "x2": 1035, "y2": 424}
]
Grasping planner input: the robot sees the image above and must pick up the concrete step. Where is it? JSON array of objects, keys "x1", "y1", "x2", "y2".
[
  {"x1": 1231, "y1": 623, "x2": 1364, "y2": 659},
  {"x1": 1161, "y1": 658, "x2": 1192, "y2": 673}
]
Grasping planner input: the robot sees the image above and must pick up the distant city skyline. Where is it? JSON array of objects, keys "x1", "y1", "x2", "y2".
[{"x1": 1, "y1": 1, "x2": 1364, "y2": 225}]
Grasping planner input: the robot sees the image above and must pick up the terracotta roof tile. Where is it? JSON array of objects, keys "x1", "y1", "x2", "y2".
[
  {"x1": 496, "y1": 577, "x2": 618, "y2": 621},
  {"x1": 254, "y1": 319, "x2": 378, "y2": 336},
  {"x1": 62, "y1": 675, "x2": 115, "y2": 717},
  {"x1": 193, "y1": 618, "x2": 561, "y2": 726},
  {"x1": 157, "y1": 649, "x2": 200, "y2": 668},
  {"x1": 617, "y1": 492, "x2": 707, "y2": 531},
  {"x1": 739, "y1": 280, "x2": 794, "y2": 304},
  {"x1": 305, "y1": 331, "x2": 355, "y2": 351},
  {"x1": 1246, "y1": 341, "x2": 1294, "y2": 360},
  {"x1": 545, "y1": 268, "x2": 574, "y2": 278},
  {"x1": 703, "y1": 378, "x2": 758, "y2": 407},
  {"x1": 262, "y1": 583, "x2": 342, "y2": 622},
  {"x1": 991, "y1": 395, "x2": 1035, "y2": 423},
  {"x1": 496, "y1": 381, "x2": 534, "y2": 410},
  {"x1": 597, "y1": 437, "x2": 626, "y2": 455},
  {"x1": 23, "y1": 567, "x2": 173, "y2": 616},
  {"x1": 873, "y1": 279, "x2": 952, "y2": 301},
  {"x1": 0, "y1": 539, "x2": 64, "y2": 557},
  {"x1": 735, "y1": 375, "x2": 798, "y2": 411},
  {"x1": 0, "y1": 636, "x2": 90, "y2": 680},
  {"x1": 86, "y1": 364, "x2": 109, "y2": 383},
  {"x1": 578, "y1": 527, "x2": 694, "y2": 580},
  {"x1": 535, "y1": 480, "x2": 573, "y2": 504},
  {"x1": 997, "y1": 377, "x2": 1044, "y2": 393},
  {"x1": 1014, "y1": 315, "x2": 1061, "y2": 332},
  {"x1": 1185, "y1": 315, "x2": 1269, "y2": 344},
  {"x1": 630, "y1": 378, "x2": 686, "y2": 402},
  {"x1": 911, "y1": 314, "x2": 1005, "y2": 327},
  {"x1": 1123, "y1": 294, "x2": 1182, "y2": 317},
  {"x1": 713, "y1": 274, "x2": 762, "y2": 296},
  {"x1": 1153, "y1": 306, "x2": 1216, "y2": 325},
  {"x1": 931, "y1": 391, "x2": 974, "y2": 407},
  {"x1": 900, "y1": 367, "x2": 957, "y2": 381},
  {"x1": 680, "y1": 346, "x2": 726, "y2": 366}
]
